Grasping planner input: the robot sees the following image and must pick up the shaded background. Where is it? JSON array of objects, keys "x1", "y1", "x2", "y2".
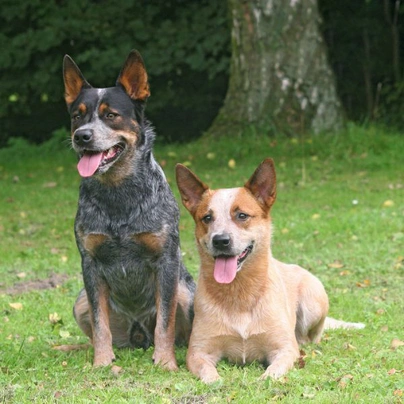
[{"x1": 0, "y1": 0, "x2": 403, "y2": 147}]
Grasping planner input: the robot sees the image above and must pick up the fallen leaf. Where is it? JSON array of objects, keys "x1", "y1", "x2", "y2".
[
  {"x1": 111, "y1": 365, "x2": 123, "y2": 376},
  {"x1": 382, "y1": 200, "x2": 394, "y2": 207},
  {"x1": 302, "y1": 393, "x2": 315, "y2": 398},
  {"x1": 43, "y1": 182, "x2": 57, "y2": 188},
  {"x1": 328, "y1": 260, "x2": 344, "y2": 269},
  {"x1": 49, "y1": 312, "x2": 62, "y2": 324},
  {"x1": 338, "y1": 381, "x2": 347, "y2": 389},
  {"x1": 59, "y1": 330, "x2": 70, "y2": 338},
  {"x1": 54, "y1": 391, "x2": 62, "y2": 399},
  {"x1": 228, "y1": 159, "x2": 236, "y2": 169},
  {"x1": 343, "y1": 343, "x2": 356, "y2": 350},
  {"x1": 356, "y1": 279, "x2": 371, "y2": 288},
  {"x1": 9, "y1": 302, "x2": 23, "y2": 310},
  {"x1": 393, "y1": 390, "x2": 403, "y2": 397},
  {"x1": 297, "y1": 350, "x2": 306, "y2": 369},
  {"x1": 394, "y1": 256, "x2": 404, "y2": 269},
  {"x1": 388, "y1": 368, "x2": 396, "y2": 375},
  {"x1": 391, "y1": 338, "x2": 404, "y2": 350},
  {"x1": 337, "y1": 373, "x2": 354, "y2": 389},
  {"x1": 16, "y1": 272, "x2": 26, "y2": 279},
  {"x1": 311, "y1": 213, "x2": 321, "y2": 220},
  {"x1": 206, "y1": 152, "x2": 215, "y2": 160}
]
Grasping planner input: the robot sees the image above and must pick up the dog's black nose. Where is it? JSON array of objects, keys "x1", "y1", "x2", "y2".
[
  {"x1": 212, "y1": 233, "x2": 231, "y2": 251},
  {"x1": 74, "y1": 129, "x2": 93, "y2": 146}
]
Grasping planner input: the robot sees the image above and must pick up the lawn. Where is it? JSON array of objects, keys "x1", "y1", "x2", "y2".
[{"x1": 0, "y1": 125, "x2": 403, "y2": 403}]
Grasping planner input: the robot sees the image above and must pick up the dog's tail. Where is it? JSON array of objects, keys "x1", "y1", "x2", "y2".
[{"x1": 324, "y1": 317, "x2": 365, "y2": 330}]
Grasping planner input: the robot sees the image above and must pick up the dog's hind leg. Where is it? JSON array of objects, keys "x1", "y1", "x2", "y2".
[
  {"x1": 73, "y1": 288, "x2": 93, "y2": 340},
  {"x1": 307, "y1": 317, "x2": 326, "y2": 344},
  {"x1": 74, "y1": 288, "x2": 138, "y2": 349},
  {"x1": 174, "y1": 272, "x2": 195, "y2": 345},
  {"x1": 294, "y1": 271, "x2": 329, "y2": 344}
]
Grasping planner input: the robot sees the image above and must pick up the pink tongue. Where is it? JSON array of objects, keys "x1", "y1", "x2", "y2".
[
  {"x1": 214, "y1": 256, "x2": 238, "y2": 284},
  {"x1": 77, "y1": 153, "x2": 103, "y2": 177}
]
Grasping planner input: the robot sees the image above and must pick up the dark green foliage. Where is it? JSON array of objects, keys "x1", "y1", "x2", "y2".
[
  {"x1": 2, "y1": 0, "x2": 404, "y2": 147},
  {"x1": 319, "y1": 0, "x2": 404, "y2": 128},
  {"x1": 0, "y1": 0, "x2": 230, "y2": 145}
]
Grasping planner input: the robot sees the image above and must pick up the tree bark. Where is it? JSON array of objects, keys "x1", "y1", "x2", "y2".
[{"x1": 209, "y1": 0, "x2": 344, "y2": 137}]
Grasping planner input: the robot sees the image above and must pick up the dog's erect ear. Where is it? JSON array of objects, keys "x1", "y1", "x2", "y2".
[
  {"x1": 63, "y1": 55, "x2": 92, "y2": 107},
  {"x1": 176, "y1": 164, "x2": 209, "y2": 215},
  {"x1": 244, "y1": 158, "x2": 277, "y2": 210},
  {"x1": 116, "y1": 50, "x2": 150, "y2": 101}
]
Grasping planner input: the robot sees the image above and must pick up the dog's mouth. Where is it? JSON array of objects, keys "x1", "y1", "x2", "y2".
[
  {"x1": 213, "y1": 245, "x2": 253, "y2": 284},
  {"x1": 77, "y1": 143, "x2": 125, "y2": 177}
]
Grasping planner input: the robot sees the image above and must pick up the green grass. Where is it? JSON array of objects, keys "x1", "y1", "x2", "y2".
[{"x1": 0, "y1": 125, "x2": 403, "y2": 403}]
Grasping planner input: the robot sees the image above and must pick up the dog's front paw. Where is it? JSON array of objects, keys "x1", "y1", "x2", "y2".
[
  {"x1": 259, "y1": 363, "x2": 289, "y2": 380},
  {"x1": 93, "y1": 351, "x2": 116, "y2": 367},
  {"x1": 152, "y1": 350, "x2": 178, "y2": 371},
  {"x1": 200, "y1": 370, "x2": 221, "y2": 384}
]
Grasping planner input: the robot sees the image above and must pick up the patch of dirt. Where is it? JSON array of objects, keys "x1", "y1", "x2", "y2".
[
  {"x1": 1, "y1": 273, "x2": 69, "y2": 295},
  {"x1": 172, "y1": 394, "x2": 211, "y2": 404}
]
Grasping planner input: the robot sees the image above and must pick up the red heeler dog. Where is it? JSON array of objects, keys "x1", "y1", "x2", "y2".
[
  {"x1": 62, "y1": 50, "x2": 195, "y2": 370},
  {"x1": 175, "y1": 159, "x2": 364, "y2": 382}
]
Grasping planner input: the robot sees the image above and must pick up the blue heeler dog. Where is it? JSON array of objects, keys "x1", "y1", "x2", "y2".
[{"x1": 63, "y1": 50, "x2": 195, "y2": 370}]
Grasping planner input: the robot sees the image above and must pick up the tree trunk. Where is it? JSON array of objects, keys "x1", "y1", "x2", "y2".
[{"x1": 209, "y1": 0, "x2": 344, "y2": 137}]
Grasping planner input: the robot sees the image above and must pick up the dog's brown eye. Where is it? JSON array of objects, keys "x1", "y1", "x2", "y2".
[
  {"x1": 73, "y1": 114, "x2": 81, "y2": 121},
  {"x1": 106, "y1": 113, "x2": 117, "y2": 119},
  {"x1": 202, "y1": 214, "x2": 212, "y2": 224},
  {"x1": 237, "y1": 212, "x2": 249, "y2": 221}
]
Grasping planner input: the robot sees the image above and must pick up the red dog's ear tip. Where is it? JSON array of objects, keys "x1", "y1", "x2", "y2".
[
  {"x1": 262, "y1": 158, "x2": 275, "y2": 167},
  {"x1": 129, "y1": 49, "x2": 142, "y2": 57}
]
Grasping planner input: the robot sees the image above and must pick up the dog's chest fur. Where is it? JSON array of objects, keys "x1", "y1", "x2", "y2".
[
  {"x1": 207, "y1": 303, "x2": 273, "y2": 365},
  {"x1": 75, "y1": 158, "x2": 180, "y2": 315}
]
